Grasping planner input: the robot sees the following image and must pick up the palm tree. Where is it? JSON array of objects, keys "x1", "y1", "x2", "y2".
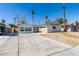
[
  {"x1": 62, "y1": 3, "x2": 66, "y2": 20},
  {"x1": 56, "y1": 18, "x2": 64, "y2": 24},
  {"x1": 32, "y1": 9, "x2": 35, "y2": 26},
  {"x1": 45, "y1": 16, "x2": 48, "y2": 25},
  {"x1": 32, "y1": 9, "x2": 35, "y2": 32},
  {"x1": 62, "y1": 3, "x2": 67, "y2": 31}
]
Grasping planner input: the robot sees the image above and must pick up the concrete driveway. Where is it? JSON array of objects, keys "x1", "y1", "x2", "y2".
[
  {"x1": 0, "y1": 33, "x2": 79, "y2": 56},
  {"x1": 19, "y1": 33, "x2": 71, "y2": 56}
]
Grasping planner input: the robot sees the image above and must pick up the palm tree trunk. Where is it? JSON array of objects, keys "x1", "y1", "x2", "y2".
[
  {"x1": 32, "y1": 15, "x2": 34, "y2": 32},
  {"x1": 62, "y1": 3, "x2": 66, "y2": 31}
]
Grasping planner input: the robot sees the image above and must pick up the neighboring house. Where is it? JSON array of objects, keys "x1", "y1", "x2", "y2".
[
  {"x1": 61, "y1": 21, "x2": 79, "y2": 32},
  {"x1": 0, "y1": 23, "x2": 4, "y2": 34},
  {"x1": 0, "y1": 23, "x2": 12, "y2": 34},
  {"x1": 19, "y1": 19, "x2": 33, "y2": 33},
  {"x1": 4, "y1": 24, "x2": 12, "y2": 34},
  {"x1": 19, "y1": 19, "x2": 44, "y2": 33}
]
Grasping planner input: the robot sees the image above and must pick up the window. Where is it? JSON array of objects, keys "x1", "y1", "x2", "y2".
[
  {"x1": 20, "y1": 27, "x2": 32, "y2": 32},
  {"x1": 20, "y1": 27, "x2": 24, "y2": 31},
  {"x1": 53, "y1": 26, "x2": 57, "y2": 29}
]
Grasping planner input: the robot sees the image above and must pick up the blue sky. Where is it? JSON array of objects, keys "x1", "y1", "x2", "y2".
[{"x1": 0, "y1": 3, "x2": 79, "y2": 25}]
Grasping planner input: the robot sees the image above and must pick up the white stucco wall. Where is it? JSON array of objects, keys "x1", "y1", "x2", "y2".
[
  {"x1": 47, "y1": 25, "x2": 61, "y2": 32},
  {"x1": 67, "y1": 27, "x2": 72, "y2": 32},
  {"x1": 39, "y1": 25, "x2": 61, "y2": 33},
  {"x1": 61, "y1": 28, "x2": 64, "y2": 32},
  {"x1": 39, "y1": 27, "x2": 48, "y2": 33},
  {"x1": 19, "y1": 23, "x2": 34, "y2": 32}
]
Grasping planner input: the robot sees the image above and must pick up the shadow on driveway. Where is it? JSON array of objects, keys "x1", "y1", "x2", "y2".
[{"x1": 0, "y1": 33, "x2": 18, "y2": 36}]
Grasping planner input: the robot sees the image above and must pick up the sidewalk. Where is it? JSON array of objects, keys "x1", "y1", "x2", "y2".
[
  {"x1": 0, "y1": 36, "x2": 18, "y2": 56},
  {"x1": 0, "y1": 36, "x2": 10, "y2": 46},
  {"x1": 53, "y1": 46, "x2": 79, "y2": 56}
]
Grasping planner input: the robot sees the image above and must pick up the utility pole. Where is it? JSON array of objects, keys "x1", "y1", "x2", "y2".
[
  {"x1": 14, "y1": 17, "x2": 17, "y2": 26},
  {"x1": 15, "y1": 15, "x2": 20, "y2": 56},
  {"x1": 14, "y1": 15, "x2": 19, "y2": 56}
]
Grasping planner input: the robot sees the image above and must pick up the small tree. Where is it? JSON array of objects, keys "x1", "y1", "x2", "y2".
[
  {"x1": 2, "y1": 19, "x2": 5, "y2": 24},
  {"x1": 9, "y1": 24, "x2": 16, "y2": 27},
  {"x1": 0, "y1": 23, "x2": 5, "y2": 34},
  {"x1": 56, "y1": 18, "x2": 64, "y2": 24}
]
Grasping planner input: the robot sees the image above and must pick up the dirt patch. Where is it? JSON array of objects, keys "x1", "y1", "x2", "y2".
[
  {"x1": 39, "y1": 32, "x2": 79, "y2": 47},
  {"x1": 65, "y1": 41, "x2": 79, "y2": 47},
  {"x1": 61, "y1": 32, "x2": 79, "y2": 38}
]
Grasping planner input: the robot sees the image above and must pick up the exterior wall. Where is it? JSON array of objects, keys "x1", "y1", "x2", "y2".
[
  {"x1": 61, "y1": 27, "x2": 72, "y2": 32},
  {"x1": 47, "y1": 25, "x2": 61, "y2": 32},
  {"x1": 4, "y1": 27, "x2": 11, "y2": 34},
  {"x1": 77, "y1": 29, "x2": 79, "y2": 32},
  {"x1": 20, "y1": 27, "x2": 33, "y2": 33},
  {"x1": 67, "y1": 27, "x2": 72, "y2": 32},
  {"x1": 61, "y1": 27, "x2": 64, "y2": 32},
  {"x1": 19, "y1": 24, "x2": 33, "y2": 33},
  {"x1": 39, "y1": 27, "x2": 48, "y2": 33},
  {"x1": 33, "y1": 27, "x2": 39, "y2": 32},
  {"x1": 38, "y1": 25, "x2": 61, "y2": 33},
  {"x1": 12, "y1": 27, "x2": 19, "y2": 33}
]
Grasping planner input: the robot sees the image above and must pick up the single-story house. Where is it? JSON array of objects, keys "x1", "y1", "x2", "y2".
[
  {"x1": 19, "y1": 19, "x2": 61, "y2": 33},
  {"x1": 18, "y1": 19, "x2": 79, "y2": 33}
]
